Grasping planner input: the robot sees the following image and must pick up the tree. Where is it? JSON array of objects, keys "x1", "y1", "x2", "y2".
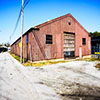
[
  {"x1": 89, "y1": 31, "x2": 100, "y2": 38},
  {"x1": 4, "y1": 42, "x2": 10, "y2": 47}
]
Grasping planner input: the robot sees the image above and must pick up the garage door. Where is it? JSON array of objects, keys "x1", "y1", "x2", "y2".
[{"x1": 64, "y1": 32, "x2": 75, "y2": 58}]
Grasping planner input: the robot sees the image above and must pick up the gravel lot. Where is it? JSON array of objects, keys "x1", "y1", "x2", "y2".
[{"x1": 0, "y1": 52, "x2": 100, "y2": 100}]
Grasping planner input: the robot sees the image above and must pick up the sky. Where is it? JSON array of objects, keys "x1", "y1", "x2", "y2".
[{"x1": 0, "y1": 0, "x2": 100, "y2": 44}]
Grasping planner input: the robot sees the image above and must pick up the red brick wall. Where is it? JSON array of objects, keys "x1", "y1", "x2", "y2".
[
  {"x1": 11, "y1": 39, "x2": 21, "y2": 57},
  {"x1": 33, "y1": 16, "x2": 91, "y2": 60},
  {"x1": 75, "y1": 22, "x2": 91, "y2": 56},
  {"x1": 11, "y1": 15, "x2": 91, "y2": 61}
]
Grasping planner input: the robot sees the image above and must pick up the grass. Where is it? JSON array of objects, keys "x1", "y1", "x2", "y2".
[
  {"x1": 11, "y1": 53, "x2": 20, "y2": 62},
  {"x1": 10, "y1": 52, "x2": 68, "y2": 67},
  {"x1": 23, "y1": 60, "x2": 68, "y2": 67},
  {"x1": 10, "y1": 52, "x2": 100, "y2": 67},
  {"x1": 76, "y1": 57, "x2": 100, "y2": 62},
  {"x1": 10, "y1": 52, "x2": 27, "y2": 62}
]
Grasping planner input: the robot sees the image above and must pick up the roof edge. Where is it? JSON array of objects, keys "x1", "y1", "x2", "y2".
[
  {"x1": 11, "y1": 27, "x2": 39, "y2": 46},
  {"x1": 11, "y1": 13, "x2": 89, "y2": 46},
  {"x1": 35, "y1": 13, "x2": 71, "y2": 28},
  {"x1": 35, "y1": 13, "x2": 89, "y2": 35}
]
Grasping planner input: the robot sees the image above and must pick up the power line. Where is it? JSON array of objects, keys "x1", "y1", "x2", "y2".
[
  {"x1": 11, "y1": 0, "x2": 30, "y2": 37},
  {"x1": 9, "y1": 0, "x2": 30, "y2": 42},
  {"x1": 24, "y1": 0, "x2": 30, "y2": 8}
]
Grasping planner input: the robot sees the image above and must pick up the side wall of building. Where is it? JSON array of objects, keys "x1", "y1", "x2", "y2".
[
  {"x1": 11, "y1": 15, "x2": 91, "y2": 61},
  {"x1": 11, "y1": 32, "x2": 33, "y2": 60},
  {"x1": 32, "y1": 16, "x2": 91, "y2": 61},
  {"x1": 75, "y1": 22, "x2": 91, "y2": 57},
  {"x1": 11, "y1": 39, "x2": 21, "y2": 56},
  {"x1": 22, "y1": 32, "x2": 32, "y2": 60}
]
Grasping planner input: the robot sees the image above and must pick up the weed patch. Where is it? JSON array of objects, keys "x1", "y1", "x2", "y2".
[
  {"x1": 76, "y1": 57, "x2": 100, "y2": 62},
  {"x1": 23, "y1": 60, "x2": 68, "y2": 67},
  {"x1": 95, "y1": 63, "x2": 100, "y2": 69},
  {"x1": 10, "y1": 52, "x2": 100, "y2": 67},
  {"x1": 10, "y1": 52, "x2": 27, "y2": 62}
]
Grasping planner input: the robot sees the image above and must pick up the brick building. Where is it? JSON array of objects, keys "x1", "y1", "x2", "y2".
[{"x1": 11, "y1": 13, "x2": 91, "y2": 61}]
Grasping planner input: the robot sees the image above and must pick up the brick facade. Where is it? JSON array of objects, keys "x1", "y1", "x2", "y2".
[{"x1": 11, "y1": 13, "x2": 91, "y2": 61}]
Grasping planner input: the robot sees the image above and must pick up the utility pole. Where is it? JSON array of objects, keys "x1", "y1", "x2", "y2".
[{"x1": 20, "y1": 0, "x2": 24, "y2": 63}]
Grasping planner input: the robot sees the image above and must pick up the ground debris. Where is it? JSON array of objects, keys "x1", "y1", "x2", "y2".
[{"x1": 32, "y1": 61, "x2": 100, "y2": 100}]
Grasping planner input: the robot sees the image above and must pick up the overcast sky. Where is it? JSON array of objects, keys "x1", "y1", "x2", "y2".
[{"x1": 0, "y1": 0, "x2": 100, "y2": 44}]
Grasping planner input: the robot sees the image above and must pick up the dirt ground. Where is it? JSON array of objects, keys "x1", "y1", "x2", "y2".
[
  {"x1": 28, "y1": 61, "x2": 100, "y2": 100},
  {"x1": 0, "y1": 52, "x2": 100, "y2": 100}
]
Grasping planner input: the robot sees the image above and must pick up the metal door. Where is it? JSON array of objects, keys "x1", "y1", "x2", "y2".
[{"x1": 64, "y1": 32, "x2": 75, "y2": 58}]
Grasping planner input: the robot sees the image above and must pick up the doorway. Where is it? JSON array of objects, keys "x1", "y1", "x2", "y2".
[{"x1": 64, "y1": 32, "x2": 75, "y2": 58}]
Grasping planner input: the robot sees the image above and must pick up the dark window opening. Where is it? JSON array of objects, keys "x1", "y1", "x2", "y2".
[
  {"x1": 26, "y1": 33, "x2": 29, "y2": 44},
  {"x1": 82, "y1": 38, "x2": 86, "y2": 45},
  {"x1": 46, "y1": 35, "x2": 53, "y2": 44},
  {"x1": 68, "y1": 22, "x2": 71, "y2": 25}
]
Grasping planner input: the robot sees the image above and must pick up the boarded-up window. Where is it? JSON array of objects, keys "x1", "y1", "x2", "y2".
[
  {"x1": 82, "y1": 38, "x2": 86, "y2": 45},
  {"x1": 46, "y1": 35, "x2": 53, "y2": 44}
]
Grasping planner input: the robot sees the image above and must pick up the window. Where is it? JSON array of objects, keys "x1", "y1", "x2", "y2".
[
  {"x1": 68, "y1": 22, "x2": 71, "y2": 25},
  {"x1": 82, "y1": 38, "x2": 86, "y2": 45},
  {"x1": 26, "y1": 33, "x2": 29, "y2": 44},
  {"x1": 46, "y1": 35, "x2": 53, "y2": 44}
]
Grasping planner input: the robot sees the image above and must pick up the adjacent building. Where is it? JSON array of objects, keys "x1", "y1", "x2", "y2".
[
  {"x1": 11, "y1": 13, "x2": 91, "y2": 61},
  {"x1": 91, "y1": 36, "x2": 100, "y2": 54}
]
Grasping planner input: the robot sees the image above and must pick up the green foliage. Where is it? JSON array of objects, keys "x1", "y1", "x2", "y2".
[
  {"x1": 89, "y1": 31, "x2": 100, "y2": 38},
  {"x1": 10, "y1": 52, "x2": 27, "y2": 63}
]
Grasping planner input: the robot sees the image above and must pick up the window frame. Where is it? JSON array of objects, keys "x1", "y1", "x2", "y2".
[
  {"x1": 46, "y1": 34, "x2": 53, "y2": 44},
  {"x1": 82, "y1": 38, "x2": 86, "y2": 45}
]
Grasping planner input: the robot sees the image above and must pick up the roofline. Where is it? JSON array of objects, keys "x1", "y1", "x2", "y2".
[
  {"x1": 11, "y1": 27, "x2": 39, "y2": 46},
  {"x1": 35, "y1": 13, "x2": 89, "y2": 35},
  {"x1": 11, "y1": 13, "x2": 89, "y2": 46},
  {"x1": 70, "y1": 14, "x2": 89, "y2": 35},
  {"x1": 35, "y1": 13, "x2": 71, "y2": 28}
]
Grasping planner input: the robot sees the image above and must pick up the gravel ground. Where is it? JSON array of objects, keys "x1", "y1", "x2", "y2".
[
  {"x1": 0, "y1": 52, "x2": 61, "y2": 100},
  {"x1": 0, "y1": 52, "x2": 100, "y2": 100},
  {"x1": 26, "y1": 61, "x2": 100, "y2": 100}
]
